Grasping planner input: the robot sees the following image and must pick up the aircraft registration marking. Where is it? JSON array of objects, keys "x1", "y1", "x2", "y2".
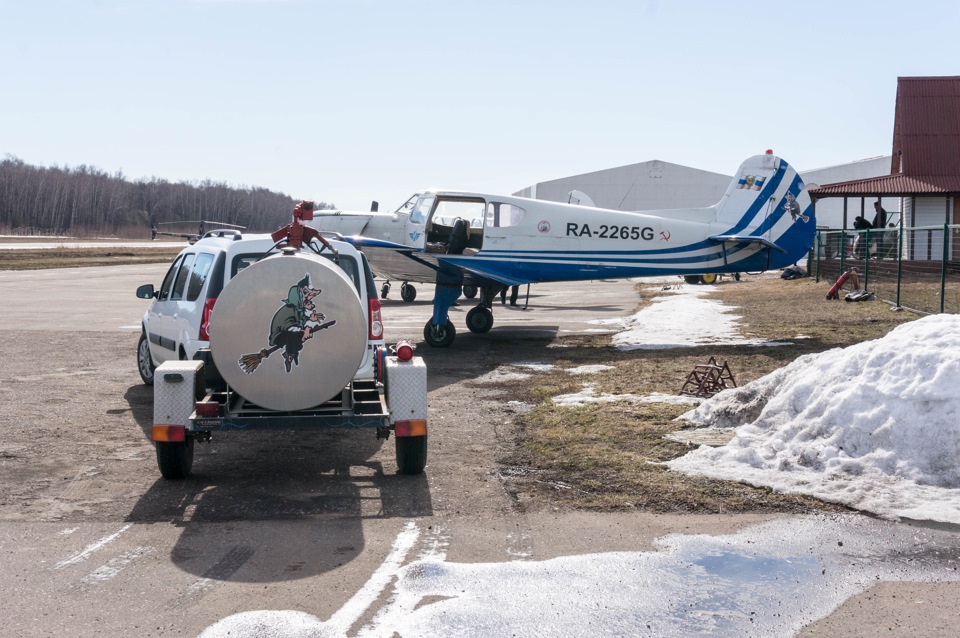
[{"x1": 565, "y1": 223, "x2": 655, "y2": 240}]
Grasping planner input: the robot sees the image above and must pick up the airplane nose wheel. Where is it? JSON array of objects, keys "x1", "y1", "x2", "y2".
[
  {"x1": 400, "y1": 283, "x2": 417, "y2": 302},
  {"x1": 465, "y1": 306, "x2": 494, "y2": 334},
  {"x1": 423, "y1": 319, "x2": 456, "y2": 347}
]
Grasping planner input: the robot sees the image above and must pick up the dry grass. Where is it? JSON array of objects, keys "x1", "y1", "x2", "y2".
[
  {"x1": 498, "y1": 274, "x2": 920, "y2": 514},
  {"x1": 0, "y1": 246, "x2": 182, "y2": 270}
]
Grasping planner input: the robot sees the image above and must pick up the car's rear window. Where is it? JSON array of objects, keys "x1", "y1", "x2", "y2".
[{"x1": 230, "y1": 252, "x2": 361, "y2": 294}]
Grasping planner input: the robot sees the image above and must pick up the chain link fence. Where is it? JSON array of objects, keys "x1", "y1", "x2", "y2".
[{"x1": 809, "y1": 225, "x2": 960, "y2": 314}]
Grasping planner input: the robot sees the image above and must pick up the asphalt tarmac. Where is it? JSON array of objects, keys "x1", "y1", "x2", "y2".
[{"x1": 0, "y1": 264, "x2": 958, "y2": 637}]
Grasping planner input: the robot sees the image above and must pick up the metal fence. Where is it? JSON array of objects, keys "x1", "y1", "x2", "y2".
[{"x1": 809, "y1": 224, "x2": 960, "y2": 315}]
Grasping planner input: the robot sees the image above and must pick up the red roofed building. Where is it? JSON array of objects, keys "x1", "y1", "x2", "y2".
[{"x1": 809, "y1": 76, "x2": 960, "y2": 260}]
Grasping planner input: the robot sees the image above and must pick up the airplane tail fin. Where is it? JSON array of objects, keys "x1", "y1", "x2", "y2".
[{"x1": 710, "y1": 151, "x2": 815, "y2": 268}]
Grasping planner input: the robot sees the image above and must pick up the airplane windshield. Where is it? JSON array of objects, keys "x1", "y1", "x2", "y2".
[
  {"x1": 395, "y1": 193, "x2": 420, "y2": 216},
  {"x1": 409, "y1": 195, "x2": 435, "y2": 225}
]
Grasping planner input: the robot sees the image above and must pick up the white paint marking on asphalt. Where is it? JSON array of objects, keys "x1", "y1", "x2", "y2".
[
  {"x1": 80, "y1": 546, "x2": 152, "y2": 586},
  {"x1": 53, "y1": 524, "x2": 132, "y2": 570},
  {"x1": 198, "y1": 520, "x2": 421, "y2": 638},
  {"x1": 181, "y1": 577, "x2": 219, "y2": 603},
  {"x1": 325, "y1": 520, "x2": 420, "y2": 635},
  {"x1": 357, "y1": 524, "x2": 450, "y2": 637}
]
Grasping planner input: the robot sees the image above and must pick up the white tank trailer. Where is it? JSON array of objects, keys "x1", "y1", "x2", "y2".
[{"x1": 151, "y1": 245, "x2": 428, "y2": 480}]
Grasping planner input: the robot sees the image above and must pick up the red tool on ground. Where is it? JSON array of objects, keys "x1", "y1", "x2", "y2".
[{"x1": 826, "y1": 269, "x2": 860, "y2": 300}]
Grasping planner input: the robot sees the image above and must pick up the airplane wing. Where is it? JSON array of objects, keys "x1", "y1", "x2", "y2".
[{"x1": 346, "y1": 236, "x2": 521, "y2": 287}]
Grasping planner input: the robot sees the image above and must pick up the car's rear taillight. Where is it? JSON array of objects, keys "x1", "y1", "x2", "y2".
[
  {"x1": 369, "y1": 297, "x2": 383, "y2": 340},
  {"x1": 199, "y1": 297, "x2": 217, "y2": 341}
]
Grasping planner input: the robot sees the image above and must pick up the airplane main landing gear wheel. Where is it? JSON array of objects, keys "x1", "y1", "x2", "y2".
[
  {"x1": 400, "y1": 283, "x2": 417, "y2": 302},
  {"x1": 699, "y1": 274, "x2": 718, "y2": 285},
  {"x1": 465, "y1": 306, "x2": 494, "y2": 334},
  {"x1": 684, "y1": 275, "x2": 700, "y2": 285},
  {"x1": 423, "y1": 319, "x2": 456, "y2": 347},
  {"x1": 462, "y1": 285, "x2": 478, "y2": 299}
]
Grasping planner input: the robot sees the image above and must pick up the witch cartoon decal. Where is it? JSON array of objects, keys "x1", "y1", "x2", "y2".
[{"x1": 238, "y1": 273, "x2": 337, "y2": 374}]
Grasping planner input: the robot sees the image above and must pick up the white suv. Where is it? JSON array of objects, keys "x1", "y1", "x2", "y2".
[{"x1": 136, "y1": 229, "x2": 384, "y2": 385}]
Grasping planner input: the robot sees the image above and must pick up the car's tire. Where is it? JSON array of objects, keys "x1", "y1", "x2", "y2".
[
  {"x1": 156, "y1": 437, "x2": 194, "y2": 479},
  {"x1": 699, "y1": 274, "x2": 718, "y2": 285},
  {"x1": 137, "y1": 332, "x2": 156, "y2": 386},
  {"x1": 423, "y1": 319, "x2": 456, "y2": 347},
  {"x1": 465, "y1": 306, "x2": 494, "y2": 334},
  {"x1": 462, "y1": 285, "x2": 478, "y2": 299},
  {"x1": 684, "y1": 275, "x2": 700, "y2": 285},
  {"x1": 396, "y1": 435, "x2": 427, "y2": 475},
  {"x1": 400, "y1": 283, "x2": 417, "y2": 302}
]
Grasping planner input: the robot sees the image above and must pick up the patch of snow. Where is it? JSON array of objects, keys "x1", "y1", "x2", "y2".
[
  {"x1": 591, "y1": 286, "x2": 790, "y2": 351},
  {"x1": 552, "y1": 384, "x2": 637, "y2": 407},
  {"x1": 565, "y1": 364, "x2": 615, "y2": 375},
  {"x1": 513, "y1": 362, "x2": 555, "y2": 372},
  {"x1": 474, "y1": 368, "x2": 532, "y2": 383},
  {"x1": 552, "y1": 385, "x2": 701, "y2": 408},
  {"x1": 636, "y1": 393, "x2": 704, "y2": 406},
  {"x1": 668, "y1": 314, "x2": 960, "y2": 524}
]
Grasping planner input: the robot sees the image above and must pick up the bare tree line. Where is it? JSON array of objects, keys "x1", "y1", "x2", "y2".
[{"x1": 0, "y1": 155, "x2": 334, "y2": 238}]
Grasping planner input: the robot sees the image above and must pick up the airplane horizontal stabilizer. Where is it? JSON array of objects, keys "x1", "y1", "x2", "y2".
[{"x1": 708, "y1": 234, "x2": 787, "y2": 253}]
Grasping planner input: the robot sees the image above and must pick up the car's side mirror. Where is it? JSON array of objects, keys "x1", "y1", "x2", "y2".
[{"x1": 136, "y1": 284, "x2": 157, "y2": 299}]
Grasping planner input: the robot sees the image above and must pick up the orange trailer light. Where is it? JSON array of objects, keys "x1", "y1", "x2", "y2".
[
  {"x1": 394, "y1": 420, "x2": 427, "y2": 437},
  {"x1": 152, "y1": 425, "x2": 186, "y2": 442}
]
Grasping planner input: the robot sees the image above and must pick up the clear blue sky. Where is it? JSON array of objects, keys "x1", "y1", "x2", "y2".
[{"x1": 2, "y1": 0, "x2": 957, "y2": 211}]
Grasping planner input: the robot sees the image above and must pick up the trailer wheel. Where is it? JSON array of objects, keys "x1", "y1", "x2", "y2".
[
  {"x1": 462, "y1": 285, "x2": 478, "y2": 299},
  {"x1": 400, "y1": 283, "x2": 417, "y2": 302},
  {"x1": 156, "y1": 437, "x2": 194, "y2": 479},
  {"x1": 699, "y1": 274, "x2": 718, "y2": 285},
  {"x1": 137, "y1": 332, "x2": 156, "y2": 386},
  {"x1": 423, "y1": 320, "x2": 456, "y2": 347},
  {"x1": 396, "y1": 435, "x2": 427, "y2": 475}
]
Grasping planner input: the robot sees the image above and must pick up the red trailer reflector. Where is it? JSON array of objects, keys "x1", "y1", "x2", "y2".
[
  {"x1": 195, "y1": 401, "x2": 221, "y2": 417},
  {"x1": 152, "y1": 425, "x2": 186, "y2": 442},
  {"x1": 395, "y1": 340, "x2": 414, "y2": 361},
  {"x1": 394, "y1": 419, "x2": 427, "y2": 437}
]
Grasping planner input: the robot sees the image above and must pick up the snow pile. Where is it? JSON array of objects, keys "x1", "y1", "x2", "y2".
[
  {"x1": 668, "y1": 314, "x2": 960, "y2": 523},
  {"x1": 591, "y1": 285, "x2": 791, "y2": 350}
]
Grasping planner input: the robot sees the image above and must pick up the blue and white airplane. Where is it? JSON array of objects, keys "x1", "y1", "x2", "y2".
[{"x1": 312, "y1": 151, "x2": 815, "y2": 347}]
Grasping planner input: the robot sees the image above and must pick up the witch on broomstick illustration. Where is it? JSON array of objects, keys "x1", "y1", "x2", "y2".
[{"x1": 239, "y1": 273, "x2": 336, "y2": 374}]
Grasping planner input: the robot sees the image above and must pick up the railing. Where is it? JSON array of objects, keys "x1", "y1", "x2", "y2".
[{"x1": 810, "y1": 224, "x2": 960, "y2": 314}]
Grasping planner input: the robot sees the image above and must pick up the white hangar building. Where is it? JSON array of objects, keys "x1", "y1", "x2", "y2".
[
  {"x1": 513, "y1": 160, "x2": 732, "y2": 212},
  {"x1": 515, "y1": 156, "x2": 896, "y2": 229}
]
